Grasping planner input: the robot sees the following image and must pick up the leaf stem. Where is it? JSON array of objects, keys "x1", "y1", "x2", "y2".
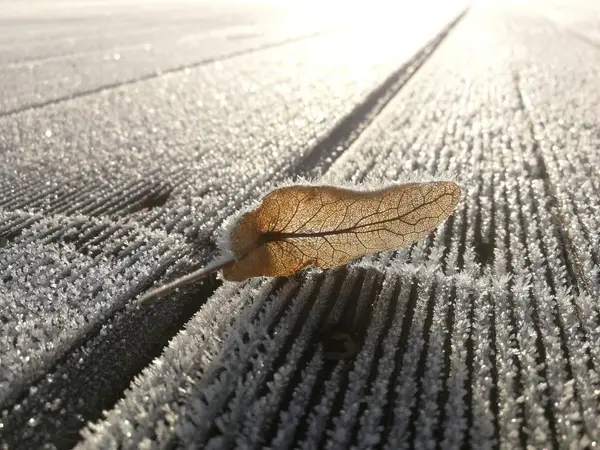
[{"x1": 137, "y1": 258, "x2": 234, "y2": 306}]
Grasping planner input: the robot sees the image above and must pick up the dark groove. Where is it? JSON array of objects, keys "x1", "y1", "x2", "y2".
[
  {"x1": 378, "y1": 279, "x2": 419, "y2": 449},
  {"x1": 292, "y1": 269, "x2": 363, "y2": 446},
  {"x1": 498, "y1": 179, "x2": 527, "y2": 449},
  {"x1": 506, "y1": 290, "x2": 532, "y2": 450},
  {"x1": 14, "y1": 175, "x2": 99, "y2": 214},
  {"x1": 515, "y1": 256, "x2": 559, "y2": 448},
  {"x1": 511, "y1": 178, "x2": 566, "y2": 448},
  {"x1": 487, "y1": 179, "x2": 501, "y2": 449},
  {"x1": 266, "y1": 276, "x2": 316, "y2": 339},
  {"x1": 0, "y1": 228, "x2": 23, "y2": 247},
  {"x1": 41, "y1": 182, "x2": 105, "y2": 214},
  {"x1": 199, "y1": 277, "x2": 304, "y2": 445},
  {"x1": 45, "y1": 181, "x2": 111, "y2": 216},
  {"x1": 463, "y1": 291, "x2": 476, "y2": 450},
  {"x1": 456, "y1": 199, "x2": 468, "y2": 272},
  {"x1": 487, "y1": 291, "x2": 501, "y2": 450},
  {"x1": 53, "y1": 184, "x2": 118, "y2": 217},
  {"x1": 47, "y1": 222, "x2": 91, "y2": 248},
  {"x1": 53, "y1": 179, "x2": 140, "y2": 216},
  {"x1": 421, "y1": 232, "x2": 437, "y2": 264},
  {"x1": 515, "y1": 73, "x2": 590, "y2": 442},
  {"x1": 126, "y1": 185, "x2": 172, "y2": 214},
  {"x1": 512, "y1": 72, "x2": 584, "y2": 295},
  {"x1": 350, "y1": 276, "x2": 402, "y2": 447},
  {"x1": 3, "y1": 182, "x2": 65, "y2": 211},
  {"x1": 440, "y1": 209, "x2": 456, "y2": 274},
  {"x1": 261, "y1": 269, "x2": 350, "y2": 446},
  {"x1": 0, "y1": 217, "x2": 40, "y2": 246},
  {"x1": 531, "y1": 180, "x2": 597, "y2": 400},
  {"x1": 0, "y1": 30, "x2": 338, "y2": 118},
  {"x1": 0, "y1": 255, "x2": 219, "y2": 450},
  {"x1": 351, "y1": 268, "x2": 384, "y2": 332},
  {"x1": 474, "y1": 190, "x2": 494, "y2": 267},
  {"x1": 513, "y1": 74, "x2": 569, "y2": 447},
  {"x1": 293, "y1": 7, "x2": 471, "y2": 178},
  {"x1": 407, "y1": 283, "x2": 438, "y2": 447},
  {"x1": 259, "y1": 273, "x2": 327, "y2": 398},
  {"x1": 528, "y1": 181, "x2": 581, "y2": 376},
  {"x1": 79, "y1": 179, "x2": 160, "y2": 217},
  {"x1": 519, "y1": 284, "x2": 560, "y2": 449},
  {"x1": 73, "y1": 223, "x2": 114, "y2": 254},
  {"x1": 0, "y1": 177, "x2": 50, "y2": 206},
  {"x1": 320, "y1": 269, "x2": 382, "y2": 448},
  {"x1": 88, "y1": 174, "x2": 176, "y2": 218},
  {"x1": 435, "y1": 284, "x2": 457, "y2": 446}
]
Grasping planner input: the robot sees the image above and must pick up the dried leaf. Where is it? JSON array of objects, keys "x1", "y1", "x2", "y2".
[
  {"x1": 138, "y1": 180, "x2": 460, "y2": 305},
  {"x1": 222, "y1": 180, "x2": 461, "y2": 280}
]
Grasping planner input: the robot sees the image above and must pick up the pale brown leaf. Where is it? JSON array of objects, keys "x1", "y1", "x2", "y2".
[
  {"x1": 138, "y1": 180, "x2": 461, "y2": 305},
  {"x1": 222, "y1": 181, "x2": 461, "y2": 281}
]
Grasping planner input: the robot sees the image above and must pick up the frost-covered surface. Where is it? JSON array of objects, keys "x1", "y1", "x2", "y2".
[{"x1": 2, "y1": 0, "x2": 600, "y2": 449}]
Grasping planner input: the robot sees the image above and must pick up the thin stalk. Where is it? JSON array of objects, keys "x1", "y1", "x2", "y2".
[{"x1": 138, "y1": 258, "x2": 235, "y2": 306}]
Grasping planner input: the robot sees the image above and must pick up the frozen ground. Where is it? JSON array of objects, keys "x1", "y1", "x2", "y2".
[{"x1": 1, "y1": 0, "x2": 600, "y2": 448}]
